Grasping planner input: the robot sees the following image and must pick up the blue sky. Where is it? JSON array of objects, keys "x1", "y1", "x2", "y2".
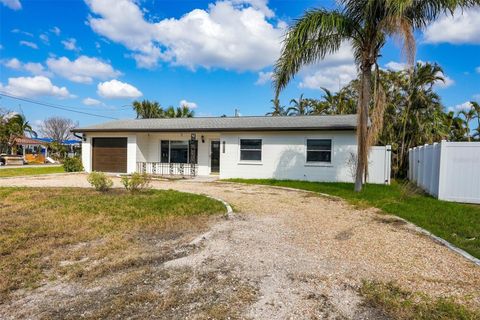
[{"x1": 1, "y1": 0, "x2": 480, "y2": 129}]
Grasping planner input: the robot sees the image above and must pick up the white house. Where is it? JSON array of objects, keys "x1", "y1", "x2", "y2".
[{"x1": 72, "y1": 115, "x2": 391, "y2": 184}]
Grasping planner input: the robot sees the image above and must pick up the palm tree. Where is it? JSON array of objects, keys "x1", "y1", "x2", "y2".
[
  {"x1": 132, "y1": 100, "x2": 164, "y2": 119},
  {"x1": 471, "y1": 101, "x2": 480, "y2": 140},
  {"x1": 458, "y1": 105, "x2": 476, "y2": 141},
  {"x1": 287, "y1": 94, "x2": 312, "y2": 116},
  {"x1": 4, "y1": 114, "x2": 37, "y2": 154},
  {"x1": 273, "y1": 0, "x2": 477, "y2": 191},
  {"x1": 164, "y1": 105, "x2": 195, "y2": 118},
  {"x1": 266, "y1": 98, "x2": 287, "y2": 116}
]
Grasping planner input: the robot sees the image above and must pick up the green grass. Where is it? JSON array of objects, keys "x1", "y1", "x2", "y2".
[
  {"x1": 0, "y1": 188, "x2": 226, "y2": 299},
  {"x1": 0, "y1": 165, "x2": 65, "y2": 177},
  {"x1": 226, "y1": 179, "x2": 480, "y2": 259},
  {"x1": 360, "y1": 280, "x2": 480, "y2": 320}
]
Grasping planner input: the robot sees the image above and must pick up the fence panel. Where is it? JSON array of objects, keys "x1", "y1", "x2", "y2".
[{"x1": 408, "y1": 141, "x2": 480, "y2": 204}]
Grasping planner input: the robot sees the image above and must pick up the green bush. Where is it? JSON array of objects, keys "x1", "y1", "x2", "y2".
[
  {"x1": 87, "y1": 172, "x2": 113, "y2": 192},
  {"x1": 121, "y1": 172, "x2": 150, "y2": 193},
  {"x1": 62, "y1": 157, "x2": 83, "y2": 172}
]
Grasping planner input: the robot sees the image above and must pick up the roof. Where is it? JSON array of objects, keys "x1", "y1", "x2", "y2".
[
  {"x1": 72, "y1": 114, "x2": 358, "y2": 133},
  {"x1": 14, "y1": 136, "x2": 46, "y2": 145},
  {"x1": 35, "y1": 138, "x2": 81, "y2": 145}
]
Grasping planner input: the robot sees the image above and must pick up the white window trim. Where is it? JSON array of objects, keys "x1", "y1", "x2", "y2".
[
  {"x1": 238, "y1": 137, "x2": 263, "y2": 164},
  {"x1": 304, "y1": 137, "x2": 334, "y2": 166}
]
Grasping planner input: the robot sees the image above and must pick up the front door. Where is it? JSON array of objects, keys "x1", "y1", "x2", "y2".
[{"x1": 210, "y1": 140, "x2": 220, "y2": 173}]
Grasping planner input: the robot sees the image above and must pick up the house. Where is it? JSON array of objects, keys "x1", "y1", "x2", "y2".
[{"x1": 72, "y1": 114, "x2": 391, "y2": 184}]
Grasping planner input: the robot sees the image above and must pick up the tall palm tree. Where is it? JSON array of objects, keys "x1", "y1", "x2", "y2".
[
  {"x1": 459, "y1": 106, "x2": 476, "y2": 141},
  {"x1": 132, "y1": 100, "x2": 164, "y2": 119},
  {"x1": 273, "y1": 0, "x2": 478, "y2": 192},
  {"x1": 287, "y1": 94, "x2": 312, "y2": 115},
  {"x1": 471, "y1": 101, "x2": 480, "y2": 140}
]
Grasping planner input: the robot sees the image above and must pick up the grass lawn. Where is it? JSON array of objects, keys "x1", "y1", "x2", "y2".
[
  {"x1": 226, "y1": 179, "x2": 480, "y2": 259},
  {"x1": 0, "y1": 165, "x2": 65, "y2": 177},
  {"x1": 0, "y1": 187, "x2": 225, "y2": 301}
]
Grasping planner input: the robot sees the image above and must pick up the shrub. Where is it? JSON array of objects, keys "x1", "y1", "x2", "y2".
[
  {"x1": 121, "y1": 172, "x2": 150, "y2": 193},
  {"x1": 87, "y1": 171, "x2": 113, "y2": 192},
  {"x1": 63, "y1": 157, "x2": 83, "y2": 172}
]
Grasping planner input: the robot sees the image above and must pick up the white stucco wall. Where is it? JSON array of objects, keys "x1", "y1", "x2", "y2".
[
  {"x1": 219, "y1": 131, "x2": 358, "y2": 182},
  {"x1": 82, "y1": 132, "x2": 137, "y2": 173}
]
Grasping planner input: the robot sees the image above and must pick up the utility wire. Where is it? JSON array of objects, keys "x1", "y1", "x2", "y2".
[{"x1": 0, "y1": 91, "x2": 119, "y2": 120}]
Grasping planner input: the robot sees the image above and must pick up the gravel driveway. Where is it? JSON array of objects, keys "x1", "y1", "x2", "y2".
[{"x1": 1, "y1": 173, "x2": 479, "y2": 318}]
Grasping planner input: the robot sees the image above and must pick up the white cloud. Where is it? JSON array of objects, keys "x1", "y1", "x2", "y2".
[
  {"x1": 97, "y1": 79, "x2": 142, "y2": 99},
  {"x1": 385, "y1": 61, "x2": 407, "y2": 72},
  {"x1": 39, "y1": 34, "x2": 49, "y2": 44},
  {"x1": 47, "y1": 56, "x2": 121, "y2": 84},
  {"x1": 2, "y1": 58, "x2": 51, "y2": 76},
  {"x1": 298, "y1": 42, "x2": 357, "y2": 92},
  {"x1": 19, "y1": 40, "x2": 38, "y2": 49},
  {"x1": 476, "y1": 66, "x2": 480, "y2": 74},
  {"x1": 1, "y1": 0, "x2": 21, "y2": 10},
  {"x1": 61, "y1": 38, "x2": 80, "y2": 51},
  {"x1": 83, "y1": 97, "x2": 102, "y2": 106},
  {"x1": 255, "y1": 71, "x2": 273, "y2": 85},
  {"x1": 12, "y1": 28, "x2": 33, "y2": 37},
  {"x1": 86, "y1": 0, "x2": 285, "y2": 70},
  {"x1": 0, "y1": 76, "x2": 70, "y2": 98},
  {"x1": 50, "y1": 26, "x2": 61, "y2": 36},
  {"x1": 448, "y1": 101, "x2": 473, "y2": 113},
  {"x1": 179, "y1": 99, "x2": 197, "y2": 109},
  {"x1": 424, "y1": 8, "x2": 480, "y2": 44}
]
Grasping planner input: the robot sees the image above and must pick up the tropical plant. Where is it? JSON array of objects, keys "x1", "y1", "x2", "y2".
[
  {"x1": 63, "y1": 156, "x2": 84, "y2": 172},
  {"x1": 287, "y1": 94, "x2": 312, "y2": 116},
  {"x1": 0, "y1": 113, "x2": 37, "y2": 155},
  {"x1": 273, "y1": 0, "x2": 478, "y2": 191},
  {"x1": 121, "y1": 172, "x2": 151, "y2": 193},
  {"x1": 458, "y1": 104, "x2": 477, "y2": 141},
  {"x1": 132, "y1": 100, "x2": 164, "y2": 119},
  {"x1": 266, "y1": 98, "x2": 287, "y2": 116},
  {"x1": 165, "y1": 105, "x2": 195, "y2": 118}
]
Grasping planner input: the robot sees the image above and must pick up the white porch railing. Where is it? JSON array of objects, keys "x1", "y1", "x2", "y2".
[{"x1": 136, "y1": 162, "x2": 198, "y2": 177}]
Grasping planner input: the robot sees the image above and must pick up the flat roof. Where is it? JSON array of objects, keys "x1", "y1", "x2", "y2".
[{"x1": 72, "y1": 114, "x2": 358, "y2": 133}]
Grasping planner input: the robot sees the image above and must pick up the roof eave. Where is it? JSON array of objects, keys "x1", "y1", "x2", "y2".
[{"x1": 71, "y1": 126, "x2": 357, "y2": 133}]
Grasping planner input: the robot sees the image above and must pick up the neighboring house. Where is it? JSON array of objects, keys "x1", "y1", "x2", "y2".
[{"x1": 72, "y1": 115, "x2": 391, "y2": 184}]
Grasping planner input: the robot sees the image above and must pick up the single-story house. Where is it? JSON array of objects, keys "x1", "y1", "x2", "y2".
[{"x1": 72, "y1": 115, "x2": 391, "y2": 184}]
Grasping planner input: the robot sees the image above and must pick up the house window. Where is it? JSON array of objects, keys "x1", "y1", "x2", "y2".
[
  {"x1": 306, "y1": 139, "x2": 332, "y2": 162},
  {"x1": 160, "y1": 140, "x2": 197, "y2": 163},
  {"x1": 240, "y1": 139, "x2": 262, "y2": 161}
]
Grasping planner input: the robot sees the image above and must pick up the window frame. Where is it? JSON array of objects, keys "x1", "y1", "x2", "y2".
[
  {"x1": 305, "y1": 138, "x2": 333, "y2": 165},
  {"x1": 160, "y1": 140, "x2": 196, "y2": 164},
  {"x1": 238, "y1": 138, "x2": 263, "y2": 163}
]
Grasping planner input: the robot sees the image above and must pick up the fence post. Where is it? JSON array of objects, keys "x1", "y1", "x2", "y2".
[{"x1": 437, "y1": 140, "x2": 448, "y2": 200}]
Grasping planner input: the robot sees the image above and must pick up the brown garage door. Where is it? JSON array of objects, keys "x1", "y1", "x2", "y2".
[{"x1": 92, "y1": 138, "x2": 127, "y2": 173}]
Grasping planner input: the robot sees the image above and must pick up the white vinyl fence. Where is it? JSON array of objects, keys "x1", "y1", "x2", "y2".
[
  {"x1": 368, "y1": 145, "x2": 392, "y2": 185},
  {"x1": 409, "y1": 141, "x2": 480, "y2": 204}
]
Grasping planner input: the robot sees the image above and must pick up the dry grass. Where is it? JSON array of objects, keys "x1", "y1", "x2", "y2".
[
  {"x1": 360, "y1": 281, "x2": 480, "y2": 320},
  {"x1": 0, "y1": 187, "x2": 225, "y2": 303}
]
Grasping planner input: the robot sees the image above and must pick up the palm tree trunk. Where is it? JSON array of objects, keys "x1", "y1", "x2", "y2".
[{"x1": 354, "y1": 63, "x2": 372, "y2": 192}]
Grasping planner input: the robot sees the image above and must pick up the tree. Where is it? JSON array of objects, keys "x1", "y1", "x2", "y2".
[
  {"x1": 164, "y1": 105, "x2": 195, "y2": 118},
  {"x1": 287, "y1": 94, "x2": 312, "y2": 115},
  {"x1": 273, "y1": 1, "x2": 477, "y2": 192},
  {"x1": 266, "y1": 98, "x2": 287, "y2": 116},
  {"x1": 39, "y1": 117, "x2": 78, "y2": 142},
  {"x1": 0, "y1": 113, "x2": 36, "y2": 154},
  {"x1": 132, "y1": 100, "x2": 164, "y2": 119}
]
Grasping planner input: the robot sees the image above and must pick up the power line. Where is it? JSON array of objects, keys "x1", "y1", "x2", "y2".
[{"x1": 0, "y1": 91, "x2": 119, "y2": 120}]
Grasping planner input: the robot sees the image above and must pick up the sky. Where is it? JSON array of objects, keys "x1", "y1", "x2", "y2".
[{"x1": 1, "y1": 0, "x2": 480, "y2": 130}]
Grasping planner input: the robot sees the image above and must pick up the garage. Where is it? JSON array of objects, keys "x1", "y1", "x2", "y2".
[{"x1": 92, "y1": 138, "x2": 127, "y2": 173}]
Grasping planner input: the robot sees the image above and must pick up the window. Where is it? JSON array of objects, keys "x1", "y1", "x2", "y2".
[
  {"x1": 306, "y1": 139, "x2": 332, "y2": 162},
  {"x1": 160, "y1": 140, "x2": 197, "y2": 163},
  {"x1": 240, "y1": 139, "x2": 262, "y2": 161}
]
